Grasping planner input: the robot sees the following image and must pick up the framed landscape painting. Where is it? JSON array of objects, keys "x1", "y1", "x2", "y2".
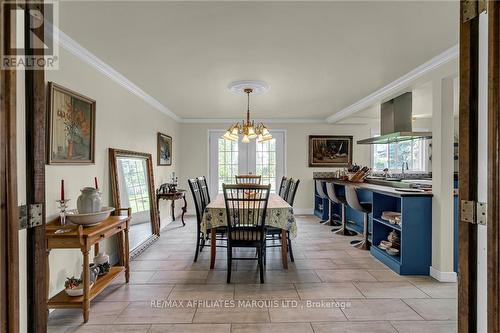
[
  {"x1": 48, "y1": 82, "x2": 96, "y2": 164},
  {"x1": 157, "y1": 133, "x2": 172, "y2": 166},
  {"x1": 308, "y1": 135, "x2": 353, "y2": 167}
]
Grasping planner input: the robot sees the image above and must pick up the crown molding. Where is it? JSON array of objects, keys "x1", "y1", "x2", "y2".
[
  {"x1": 326, "y1": 45, "x2": 459, "y2": 124},
  {"x1": 48, "y1": 23, "x2": 181, "y2": 122},
  {"x1": 179, "y1": 118, "x2": 326, "y2": 124}
]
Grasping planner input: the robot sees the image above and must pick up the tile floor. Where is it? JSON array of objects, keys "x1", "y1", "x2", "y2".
[{"x1": 48, "y1": 215, "x2": 457, "y2": 333}]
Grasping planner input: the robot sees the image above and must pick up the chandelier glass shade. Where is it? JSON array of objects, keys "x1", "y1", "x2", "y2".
[{"x1": 222, "y1": 88, "x2": 272, "y2": 143}]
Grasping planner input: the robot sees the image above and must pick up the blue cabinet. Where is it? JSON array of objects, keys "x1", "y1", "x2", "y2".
[
  {"x1": 370, "y1": 193, "x2": 432, "y2": 275},
  {"x1": 318, "y1": 181, "x2": 433, "y2": 276}
]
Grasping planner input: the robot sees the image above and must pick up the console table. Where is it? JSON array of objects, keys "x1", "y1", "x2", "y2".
[
  {"x1": 46, "y1": 209, "x2": 131, "y2": 323},
  {"x1": 156, "y1": 189, "x2": 187, "y2": 226}
]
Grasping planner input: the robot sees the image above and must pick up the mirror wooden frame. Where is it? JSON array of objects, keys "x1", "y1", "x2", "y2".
[{"x1": 109, "y1": 148, "x2": 160, "y2": 254}]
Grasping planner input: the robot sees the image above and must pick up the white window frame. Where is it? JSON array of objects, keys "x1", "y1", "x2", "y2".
[
  {"x1": 370, "y1": 128, "x2": 430, "y2": 173},
  {"x1": 208, "y1": 129, "x2": 286, "y2": 197}
]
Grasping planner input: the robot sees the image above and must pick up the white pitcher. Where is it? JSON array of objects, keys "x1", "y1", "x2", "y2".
[{"x1": 77, "y1": 187, "x2": 103, "y2": 214}]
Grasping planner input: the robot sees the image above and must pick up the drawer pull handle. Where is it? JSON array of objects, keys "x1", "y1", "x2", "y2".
[
  {"x1": 117, "y1": 226, "x2": 122, "y2": 230},
  {"x1": 100, "y1": 234, "x2": 105, "y2": 238}
]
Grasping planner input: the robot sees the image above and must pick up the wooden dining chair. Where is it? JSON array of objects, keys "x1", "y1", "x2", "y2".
[
  {"x1": 285, "y1": 178, "x2": 300, "y2": 206},
  {"x1": 278, "y1": 176, "x2": 290, "y2": 199},
  {"x1": 223, "y1": 183, "x2": 271, "y2": 283},
  {"x1": 197, "y1": 176, "x2": 210, "y2": 209},
  {"x1": 188, "y1": 178, "x2": 226, "y2": 262},
  {"x1": 266, "y1": 178, "x2": 300, "y2": 262},
  {"x1": 235, "y1": 174, "x2": 262, "y2": 185}
]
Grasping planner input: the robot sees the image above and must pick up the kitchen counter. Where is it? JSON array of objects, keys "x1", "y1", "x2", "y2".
[
  {"x1": 314, "y1": 178, "x2": 433, "y2": 275},
  {"x1": 327, "y1": 179, "x2": 433, "y2": 197}
]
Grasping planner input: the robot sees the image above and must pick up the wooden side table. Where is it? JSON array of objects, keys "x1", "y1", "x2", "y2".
[
  {"x1": 156, "y1": 189, "x2": 187, "y2": 226},
  {"x1": 46, "y1": 208, "x2": 131, "y2": 323}
]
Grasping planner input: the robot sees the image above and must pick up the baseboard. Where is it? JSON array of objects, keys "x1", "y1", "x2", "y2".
[
  {"x1": 429, "y1": 266, "x2": 457, "y2": 282},
  {"x1": 293, "y1": 208, "x2": 314, "y2": 215}
]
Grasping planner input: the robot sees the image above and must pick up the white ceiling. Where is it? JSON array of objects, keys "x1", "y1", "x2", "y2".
[{"x1": 58, "y1": 1, "x2": 459, "y2": 121}]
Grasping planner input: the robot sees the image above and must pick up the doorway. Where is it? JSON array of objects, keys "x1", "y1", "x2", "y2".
[{"x1": 208, "y1": 130, "x2": 285, "y2": 197}]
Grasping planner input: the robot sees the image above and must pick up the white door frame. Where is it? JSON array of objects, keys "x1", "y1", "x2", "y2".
[{"x1": 208, "y1": 129, "x2": 286, "y2": 196}]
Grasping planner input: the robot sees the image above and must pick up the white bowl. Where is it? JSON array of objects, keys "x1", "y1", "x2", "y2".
[{"x1": 66, "y1": 207, "x2": 115, "y2": 226}]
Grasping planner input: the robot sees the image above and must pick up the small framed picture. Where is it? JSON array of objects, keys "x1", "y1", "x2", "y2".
[
  {"x1": 157, "y1": 133, "x2": 172, "y2": 166},
  {"x1": 47, "y1": 82, "x2": 96, "y2": 164},
  {"x1": 308, "y1": 135, "x2": 353, "y2": 167}
]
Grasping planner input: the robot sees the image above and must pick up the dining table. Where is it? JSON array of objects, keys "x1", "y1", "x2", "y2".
[{"x1": 201, "y1": 193, "x2": 297, "y2": 269}]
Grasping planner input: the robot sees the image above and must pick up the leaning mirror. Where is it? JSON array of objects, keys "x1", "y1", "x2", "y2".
[{"x1": 109, "y1": 149, "x2": 159, "y2": 257}]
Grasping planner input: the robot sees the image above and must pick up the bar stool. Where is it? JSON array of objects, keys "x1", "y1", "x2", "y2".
[
  {"x1": 325, "y1": 182, "x2": 357, "y2": 236},
  {"x1": 315, "y1": 180, "x2": 341, "y2": 227},
  {"x1": 345, "y1": 185, "x2": 372, "y2": 250}
]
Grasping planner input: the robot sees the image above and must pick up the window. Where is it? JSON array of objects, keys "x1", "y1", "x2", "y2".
[
  {"x1": 372, "y1": 139, "x2": 428, "y2": 172},
  {"x1": 256, "y1": 139, "x2": 277, "y2": 192},
  {"x1": 209, "y1": 130, "x2": 285, "y2": 197},
  {"x1": 217, "y1": 138, "x2": 239, "y2": 193}
]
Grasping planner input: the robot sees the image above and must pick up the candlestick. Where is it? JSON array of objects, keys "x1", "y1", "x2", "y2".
[
  {"x1": 56, "y1": 199, "x2": 70, "y2": 226},
  {"x1": 60, "y1": 179, "x2": 65, "y2": 201}
]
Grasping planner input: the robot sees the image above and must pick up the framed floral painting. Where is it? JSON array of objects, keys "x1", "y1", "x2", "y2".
[
  {"x1": 157, "y1": 132, "x2": 172, "y2": 166},
  {"x1": 47, "y1": 82, "x2": 96, "y2": 164}
]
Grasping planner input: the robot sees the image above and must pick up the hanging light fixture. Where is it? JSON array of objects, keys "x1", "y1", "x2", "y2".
[{"x1": 222, "y1": 87, "x2": 272, "y2": 143}]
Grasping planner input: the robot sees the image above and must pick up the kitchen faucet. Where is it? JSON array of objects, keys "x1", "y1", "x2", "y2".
[{"x1": 401, "y1": 162, "x2": 409, "y2": 178}]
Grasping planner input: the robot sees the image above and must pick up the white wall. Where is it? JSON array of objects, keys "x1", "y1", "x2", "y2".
[
  {"x1": 178, "y1": 122, "x2": 373, "y2": 213},
  {"x1": 44, "y1": 47, "x2": 180, "y2": 298}
]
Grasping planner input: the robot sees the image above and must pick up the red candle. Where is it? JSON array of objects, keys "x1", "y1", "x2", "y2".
[
  {"x1": 94, "y1": 177, "x2": 98, "y2": 190},
  {"x1": 60, "y1": 179, "x2": 65, "y2": 201}
]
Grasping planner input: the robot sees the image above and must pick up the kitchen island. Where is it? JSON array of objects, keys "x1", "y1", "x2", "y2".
[{"x1": 323, "y1": 179, "x2": 433, "y2": 275}]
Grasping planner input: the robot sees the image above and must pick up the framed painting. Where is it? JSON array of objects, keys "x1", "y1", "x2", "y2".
[
  {"x1": 157, "y1": 132, "x2": 172, "y2": 166},
  {"x1": 47, "y1": 82, "x2": 96, "y2": 164},
  {"x1": 308, "y1": 135, "x2": 353, "y2": 167}
]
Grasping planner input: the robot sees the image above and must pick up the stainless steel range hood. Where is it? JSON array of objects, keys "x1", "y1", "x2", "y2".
[{"x1": 357, "y1": 92, "x2": 432, "y2": 144}]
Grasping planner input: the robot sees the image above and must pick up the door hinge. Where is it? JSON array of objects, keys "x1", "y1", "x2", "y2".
[
  {"x1": 462, "y1": 0, "x2": 487, "y2": 23},
  {"x1": 19, "y1": 203, "x2": 43, "y2": 230},
  {"x1": 461, "y1": 200, "x2": 487, "y2": 225}
]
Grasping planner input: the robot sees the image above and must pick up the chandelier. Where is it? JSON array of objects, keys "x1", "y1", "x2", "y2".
[{"x1": 222, "y1": 87, "x2": 272, "y2": 143}]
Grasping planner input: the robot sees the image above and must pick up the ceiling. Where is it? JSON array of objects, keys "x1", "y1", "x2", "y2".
[{"x1": 58, "y1": 1, "x2": 459, "y2": 121}]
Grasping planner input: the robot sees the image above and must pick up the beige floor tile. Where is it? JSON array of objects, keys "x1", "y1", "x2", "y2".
[
  {"x1": 148, "y1": 270, "x2": 208, "y2": 284},
  {"x1": 115, "y1": 301, "x2": 196, "y2": 324},
  {"x1": 168, "y1": 284, "x2": 234, "y2": 300},
  {"x1": 354, "y1": 282, "x2": 429, "y2": 299},
  {"x1": 390, "y1": 321, "x2": 457, "y2": 333},
  {"x1": 367, "y1": 270, "x2": 408, "y2": 282},
  {"x1": 315, "y1": 269, "x2": 377, "y2": 282},
  {"x1": 48, "y1": 325, "x2": 151, "y2": 333},
  {"x1": 265, "y1": 270, "x2": 322, "y2": 283},
  {"x1": 131, "y1": 260, "x2": 191, "y2": 271},
  {"x1": 128, "y1": 271, "x2": 156, "y2": 284},
  {"x1": 312, "y1": 321, "x2": 397, "y2": 333},
  {"x1": 232, "y1": 323, "x2": 314, "y2": 333},
  {"x1": 148, "y1": 323, "x2": 231, "y2": 333},
  {"x1": 269, "y1": 300, "x2": 347, "y2": 322},
  {"x1": 302, "y1": 250, "x2": 349, "y2": 259},
  {"x1": 48, "y1": 301, "x2": 129, "y2": 326},
  {"x1": 403, "y1": 299, "x2": 457, "y2": 320},
  {"x1": 234, "y1": 284, "x2": 299, "y2": 300},
  {"x1": 295, "y1": 282, "x2": 364, "y2": 299},
  {"x1": 193, "y1": 304, "x2": 270, "y2": 323},
  {"x1": 411, "y1": 281, "x2": 458, "y2": 298},
  {"x1": 288, "y1": 259, "x2": 338, "y2": 270},
  {"x1": 340, "y1": 299, "x2": 423, "y2": 321},
  {"x1": 94, "y1": 284, "x2": 174, "y2": 302}
]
